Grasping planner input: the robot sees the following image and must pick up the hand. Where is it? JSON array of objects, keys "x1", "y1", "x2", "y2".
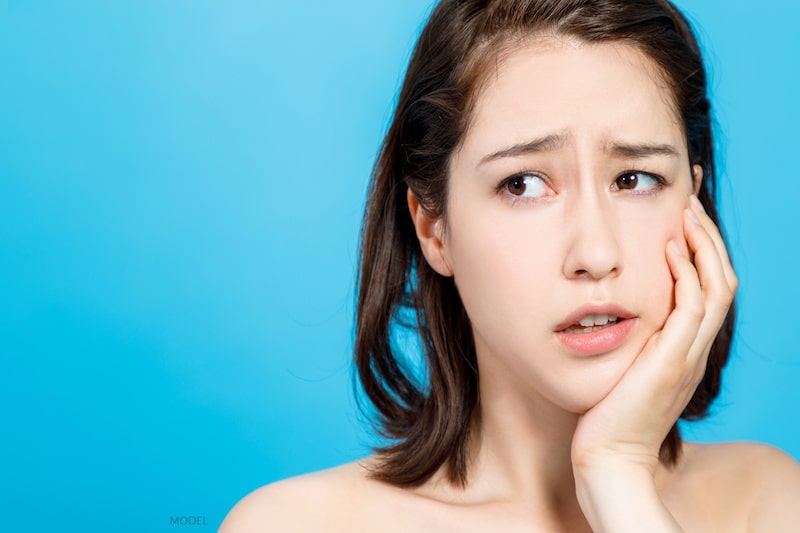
[{"x1": 571, "y1": 195, "x2": 737, "y2": 530}]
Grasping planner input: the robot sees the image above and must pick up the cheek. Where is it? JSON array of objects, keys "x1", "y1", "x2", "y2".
[
  {"x1": 444, "y1": 211, "x2": 556, "y2": 332},
  {"x1": 626, "y1": 204, "x2": 685, "y2": 327}
]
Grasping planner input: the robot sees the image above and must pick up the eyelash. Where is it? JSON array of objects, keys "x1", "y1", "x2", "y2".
[
  {"x1": 495, "y1": 169, "x2": 669, "y2": 205},
  {"x1": 613, "y1": 170, "x2": 669, "y2": 197},
  {"x1": 495, "y1": 171, "x2": 551, "y2": 206}
]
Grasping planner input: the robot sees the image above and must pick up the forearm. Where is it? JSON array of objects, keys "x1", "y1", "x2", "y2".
[{"x1": 574, "y1": 463, "x2": 682, "y2": 533}]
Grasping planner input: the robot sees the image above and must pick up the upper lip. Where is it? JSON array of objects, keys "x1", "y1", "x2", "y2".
[{"x1": 554, "y1": 303, "x2": 636, "y2": 332}]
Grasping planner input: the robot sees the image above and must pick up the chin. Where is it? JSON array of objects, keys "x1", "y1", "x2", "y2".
[
  {"x1": 557, "y1": 339, "x2": 647, "y2": 414},
  {"x1": 560, "y1": 386, "x2": 617, "y2": 415}
]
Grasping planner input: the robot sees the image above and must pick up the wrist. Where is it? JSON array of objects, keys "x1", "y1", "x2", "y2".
[{"x1": 574, "y1": 462, "x2": 682, "y2": 533}]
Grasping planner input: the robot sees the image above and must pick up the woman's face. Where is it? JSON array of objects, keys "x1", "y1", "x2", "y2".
[{"x1": 439, "y1": 38, "x2": 696, "y2": 413}]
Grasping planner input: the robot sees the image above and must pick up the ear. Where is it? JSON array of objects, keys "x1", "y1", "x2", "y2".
[
  {"x1": 692, "y1": 164, "x2": 703, "y2": 195},
  {"x1": 407, "y1": 188, "x2": 453, "y2": 277}
]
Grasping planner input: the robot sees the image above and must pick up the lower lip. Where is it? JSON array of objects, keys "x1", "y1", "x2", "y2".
[{"x1": 554, "y1": 318, "x2": 637, "y2": 357}]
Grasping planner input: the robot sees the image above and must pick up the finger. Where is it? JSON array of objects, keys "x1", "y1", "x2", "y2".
[
  {"x1": 682, "y1": 208, "x2": 735, "y2": 353},
  {"x1": 651, "y1": 240, "x2": 705, "y2": 365},
  {"x1": 684, "y1": 208, "x2": 726, "y2": 296},
  {"x1": 662, "y1": 241, "x2": 718, "y2": 404},
  {"x1": 577, "y1": 242, "x2": 709, "y2": 449},
  {"x1": 690, "y1": 195, "x2": 738, "y2": 293},
  {"x1": 610, "y1": 241, "x2": 701, "y2": 390},
  {"x1": 616, "y1": 241, "x2": 709, "y2": 417}
]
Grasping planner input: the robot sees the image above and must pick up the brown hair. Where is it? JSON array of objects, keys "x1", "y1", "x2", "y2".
[{"x1": 355, "y1": 0, "x2": 735, "y2": 488}]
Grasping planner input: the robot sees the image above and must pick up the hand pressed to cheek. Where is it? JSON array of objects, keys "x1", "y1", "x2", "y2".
[
  {"x1": 572, "y1": 190, "x2": 737, "y2": 465},
  {"x1": 642, "y1": 192, "x2": 735, "y2": 390},
  {"x1": 625, "y1": 167, "x2": 701, "y2": 335},
  {"x1": 645, "y1": 199, "x2": 736, "y2": 406},
  {"x1": 680, "y1": 195, "x2": 738, "y2": 348},
  {"x1": 688, "y1": 194, "x2": 738, "y2": 292}
]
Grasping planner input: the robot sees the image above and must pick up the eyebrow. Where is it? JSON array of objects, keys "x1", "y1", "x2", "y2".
[
  {"x1": 605, "y1": 141, "x2": 680, "y2": 159},
  {"x1": 478, "y1": 134, "x2": 564, "y2": 166},
  {"x1": 478, "y1": 135, "x2": 680, "y2": 167}
]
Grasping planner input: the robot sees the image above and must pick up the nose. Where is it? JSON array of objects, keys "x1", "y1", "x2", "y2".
[{"x1": 562, "y1": 193, "x2": 623, "y2": 281}]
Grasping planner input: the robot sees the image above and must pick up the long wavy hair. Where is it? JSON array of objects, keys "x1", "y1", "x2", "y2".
[{"x1": 355, "y1": 0, "x2": 735, "y2": 488}]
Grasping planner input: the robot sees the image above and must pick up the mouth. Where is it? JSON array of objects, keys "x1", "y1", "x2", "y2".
[
  {"x1": 561, "y1": 314, "x2": 623, "y2": 334},
  {"x1": 554, "y1": 305, "x2": 638, "y2": 356}
]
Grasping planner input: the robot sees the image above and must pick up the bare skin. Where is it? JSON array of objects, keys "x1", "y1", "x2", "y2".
[
  {"x1": 220, "y1": 38, "x2": 800, "y2": 531},
  {"x1": 220, "y1": 443, "x2": 800, "y2": 532}
]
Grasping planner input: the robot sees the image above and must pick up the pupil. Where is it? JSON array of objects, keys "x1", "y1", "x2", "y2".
[
  {"x1": 619, "y1": 173, "x2": 638, "y2": 189},
  {"x1": 508, "y1": 178, "x2": 525, "y2": 195}
]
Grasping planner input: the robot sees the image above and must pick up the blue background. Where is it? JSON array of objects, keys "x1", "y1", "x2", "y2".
[{"x1": 1, "y1": 1, "x2": 798, "y2": 531}]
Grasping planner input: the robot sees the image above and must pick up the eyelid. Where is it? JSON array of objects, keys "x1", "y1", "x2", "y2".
[
  {"x1": 495, "y1": 170, "x2": 550, "y2": 192},
  {"x1": 612, "y1": 169, "x2": 668, "y2": 191},
  {"x1": 495, "y1": 170, "x2": 554, "y2": 205},
  {"x1": 497, "y1": 170, "x2": 665, "y2": 189},
  {"x1": 616, "y1": 169, "x2": 667, "y2": 182}
]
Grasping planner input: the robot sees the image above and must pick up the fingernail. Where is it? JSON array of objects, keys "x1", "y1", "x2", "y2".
[
  {"x1": 686, "y1": 206, "x2": 701, "y2": 225},
  {"x1": 668, "y1": 240, "x2": 682, "y2": 256}
]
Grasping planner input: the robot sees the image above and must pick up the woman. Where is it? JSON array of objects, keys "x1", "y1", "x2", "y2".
[{"x1": 221, "y1": 0, "x2": 800, "y2": 530}]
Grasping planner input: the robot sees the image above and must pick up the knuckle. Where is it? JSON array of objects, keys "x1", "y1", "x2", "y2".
[
  {"x1": 713, "y1": 299, "x2": 732, "y2": 317},
  {"x1": 717, "y1": 285, "x2": 736, "y2": 306},
  {"x1": 685, "y1": 301, "x2": 706, "y2": 321},
  {"x1": 707, "y1": 282, "x2": 735, "y2": 307}
]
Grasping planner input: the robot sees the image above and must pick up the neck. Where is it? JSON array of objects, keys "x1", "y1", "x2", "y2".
[
  {"x1": 470, "y1": 381, "x2": 581, "y2": 500},
  {"x1": 450, "y1": 354, "x2": 592, "y2": 529}
]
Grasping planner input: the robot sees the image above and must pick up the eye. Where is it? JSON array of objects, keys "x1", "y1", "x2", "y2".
[
  {"x1": 613, "y1": 171, "x2": 664, "y2": 192},
  {"x1": 503, "y1": 173, "x2": 548, "y2": 198}
]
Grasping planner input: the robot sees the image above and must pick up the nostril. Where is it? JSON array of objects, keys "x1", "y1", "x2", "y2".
[
  {"x1": 564, "y1": 239, "x2": 623, "y2": 280},
  {"x1": 571, "y1": 265, "x2": 620, "y2": 280}
]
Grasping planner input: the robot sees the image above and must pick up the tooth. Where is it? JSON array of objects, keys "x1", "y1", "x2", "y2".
[{"x1": 577, "y1": 314, "x2": 619, "y2": 328}]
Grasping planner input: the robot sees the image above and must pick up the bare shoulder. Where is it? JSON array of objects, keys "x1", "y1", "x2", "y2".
[
  {"x1": 726, "y1": 442, "x2": 800, "y2": 530},
  {"x1": 685, "y1": 441, "x2": 800, "y2": 489},
  {"x1": 672, "y1": 442, "x2": 800, "y2": 531},
  {"x1": 219, "y1": 459, "x2": 375, "y2": 533}
]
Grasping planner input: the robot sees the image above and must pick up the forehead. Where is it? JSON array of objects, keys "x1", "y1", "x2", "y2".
[{"x1": 460, "y1": 37, "x2": 685, "y2": 161}]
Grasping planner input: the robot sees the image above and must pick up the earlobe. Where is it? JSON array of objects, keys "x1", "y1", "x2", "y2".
[
  {"x1": 692, "y1": 164, "x2": 703, "y2": 195},
  {"x1": 407, "y1": 188, "x2": 454, "y2": 277}
]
